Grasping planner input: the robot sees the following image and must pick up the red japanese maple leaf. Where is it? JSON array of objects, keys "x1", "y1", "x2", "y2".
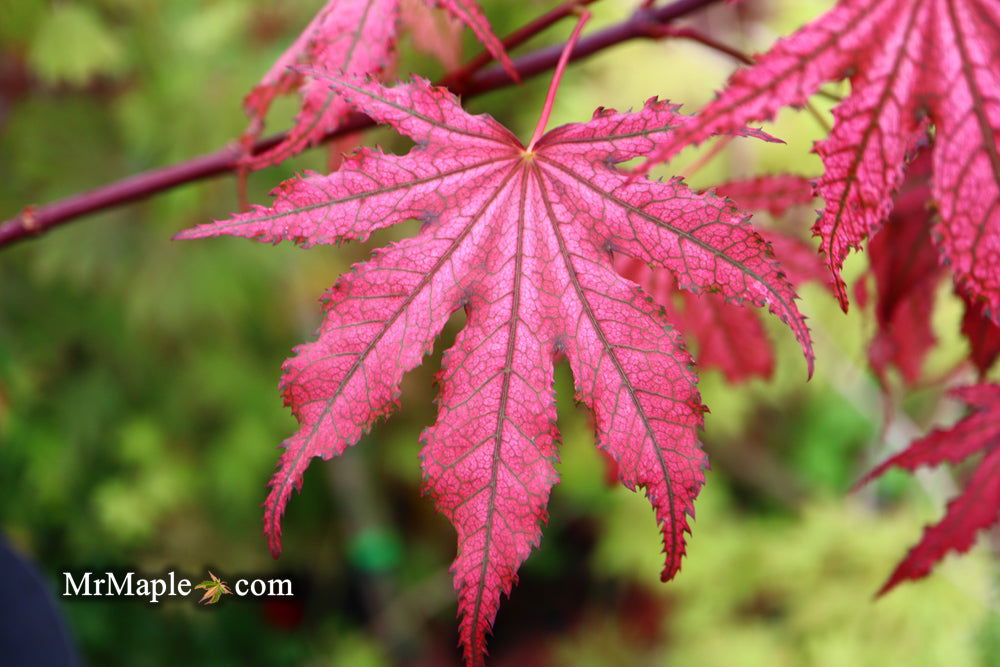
[
  {"x1": 859, "y1": 384, "x2": 1000, "y2": 594},
  {"x1": 961, "y1": 290, "x2": 1000, "y2": 376},
  {"x1": 242, "y1": 0, "x2": 513, "y2": 168},
  {"x1": 401, "y1": 0, "x2": 465, "y2": 72},
  {"x1": 712, "y1": 174, "x2": 816, "y2": 219},
  {"x1": 636, "y1": 0, "x2": 1000, "y2": 321},
  {"x1": 855, "y1": 148, "x2": 999, "y2": 384},
  {"x1": 618, "y1": 174, "x2": 824, "y2": 382},
  {"x1": 179, "y1": 19, "x2": 812, "y2": 664},
  {"x1": 856, "y1": 150, "x2": 942, "y2": 386}
]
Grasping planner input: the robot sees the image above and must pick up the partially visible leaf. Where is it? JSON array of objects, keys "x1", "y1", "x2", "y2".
[
  {"x1": 636, "y1": 0, "x2": 1000, "y2": 321},
  {"x1": 960, "y1": 290, "x2": 1000, "y2": 377},
  {"x1": 761, "y1": 226, "x2": 831, "y2": 290},
  {"x1": 714, "y1": 174, "x2": 830, "y2": 289},
  {"x1": 432, "y1": 0, "x2": 514, "y2": 77},
  {"x1": 859, "y1": 384, "x2": 1000, "y2": 595},
  {"x1": 861, "y1": 150, "x2": 941, "y2": 386},
  {"x1": 241, "y1": 0, "x2": 512, "y2": 169},
  {"x1": 713, "y1": 174, "x2": 814, "y2": 218},
  {"x1": 402, "y1": 0, "x2": 463, "y2": 71},
  {"x1": 28, "y1": 5, "x2": 125, "y2": 86},
  {"x1": 241, "y1": 0, "x2": 400, "y2": 169}
]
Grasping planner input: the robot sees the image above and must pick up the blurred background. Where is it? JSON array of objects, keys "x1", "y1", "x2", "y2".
[{"x1": 1, "y1": 0, "x2": 997, "y2": 664}]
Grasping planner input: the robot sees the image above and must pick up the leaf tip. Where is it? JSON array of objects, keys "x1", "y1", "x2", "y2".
[{"x1": 172, "y1": 227, "x2": 202, "y2": 241}]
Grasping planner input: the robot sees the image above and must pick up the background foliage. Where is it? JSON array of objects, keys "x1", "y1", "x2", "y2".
[{"x1": 1, "y1": 0, "x2": 997, "y2": 664}]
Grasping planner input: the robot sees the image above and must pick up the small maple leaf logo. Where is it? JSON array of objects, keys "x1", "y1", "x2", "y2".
[{"x1": 194, "y1": 572, "x2": 232, "y2": 605}]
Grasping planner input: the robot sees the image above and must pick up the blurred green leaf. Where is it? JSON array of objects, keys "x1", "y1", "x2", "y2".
[{"x1": 28, "y1": 5, "x2": 126, "y2": 86}]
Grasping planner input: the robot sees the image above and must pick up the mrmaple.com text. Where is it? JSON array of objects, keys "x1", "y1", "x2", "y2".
[{"x1": 62, "y1": 571, "x2": 292, "y2": 603}]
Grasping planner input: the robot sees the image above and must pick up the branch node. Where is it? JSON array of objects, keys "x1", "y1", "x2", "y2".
[
  {"x1": 630, "y1": 5, "x2": 671, "y2": 37},
  {"x1": 20, "y1": 206, "x2": 38, "y2": 234}
]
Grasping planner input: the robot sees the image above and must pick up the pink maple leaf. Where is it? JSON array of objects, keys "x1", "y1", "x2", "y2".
[
  {"x1": 179, "y1": 17, "x2": 812, "y2": 664},
  {"x1": 853, "y1": 148, "x2": 999, "y2": 385},
  {"x1": 859, "y1": 384, "x2": 1000, "y2": 595},
  {"x1": 635, "y1": 0, "x2": 1000, "y2": 322},
  {"x1": 961, "y1": 290, "x2": 1000, "y2": 376},
  {"x1": 713, "y1": 173, "x2": 815, "y2": 218},
  {"x1": 401, "y1": 0, "x2": 464, "y2": 71},
  {"x1": 242, "y1": 0, "x2": 514, "y2": 169},
  {"x1": 857, "y1": 150, "x2": 942, "y2": 386}
]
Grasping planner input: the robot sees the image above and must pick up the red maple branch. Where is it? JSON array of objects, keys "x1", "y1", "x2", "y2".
[{"x1": 0, "y1": 0, "x2": 723, "y2": 249}]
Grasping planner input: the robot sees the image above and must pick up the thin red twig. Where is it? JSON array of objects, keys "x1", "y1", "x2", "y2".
[{"x1": 656, "y1": 26, "x2": 753, "y2": 64}]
